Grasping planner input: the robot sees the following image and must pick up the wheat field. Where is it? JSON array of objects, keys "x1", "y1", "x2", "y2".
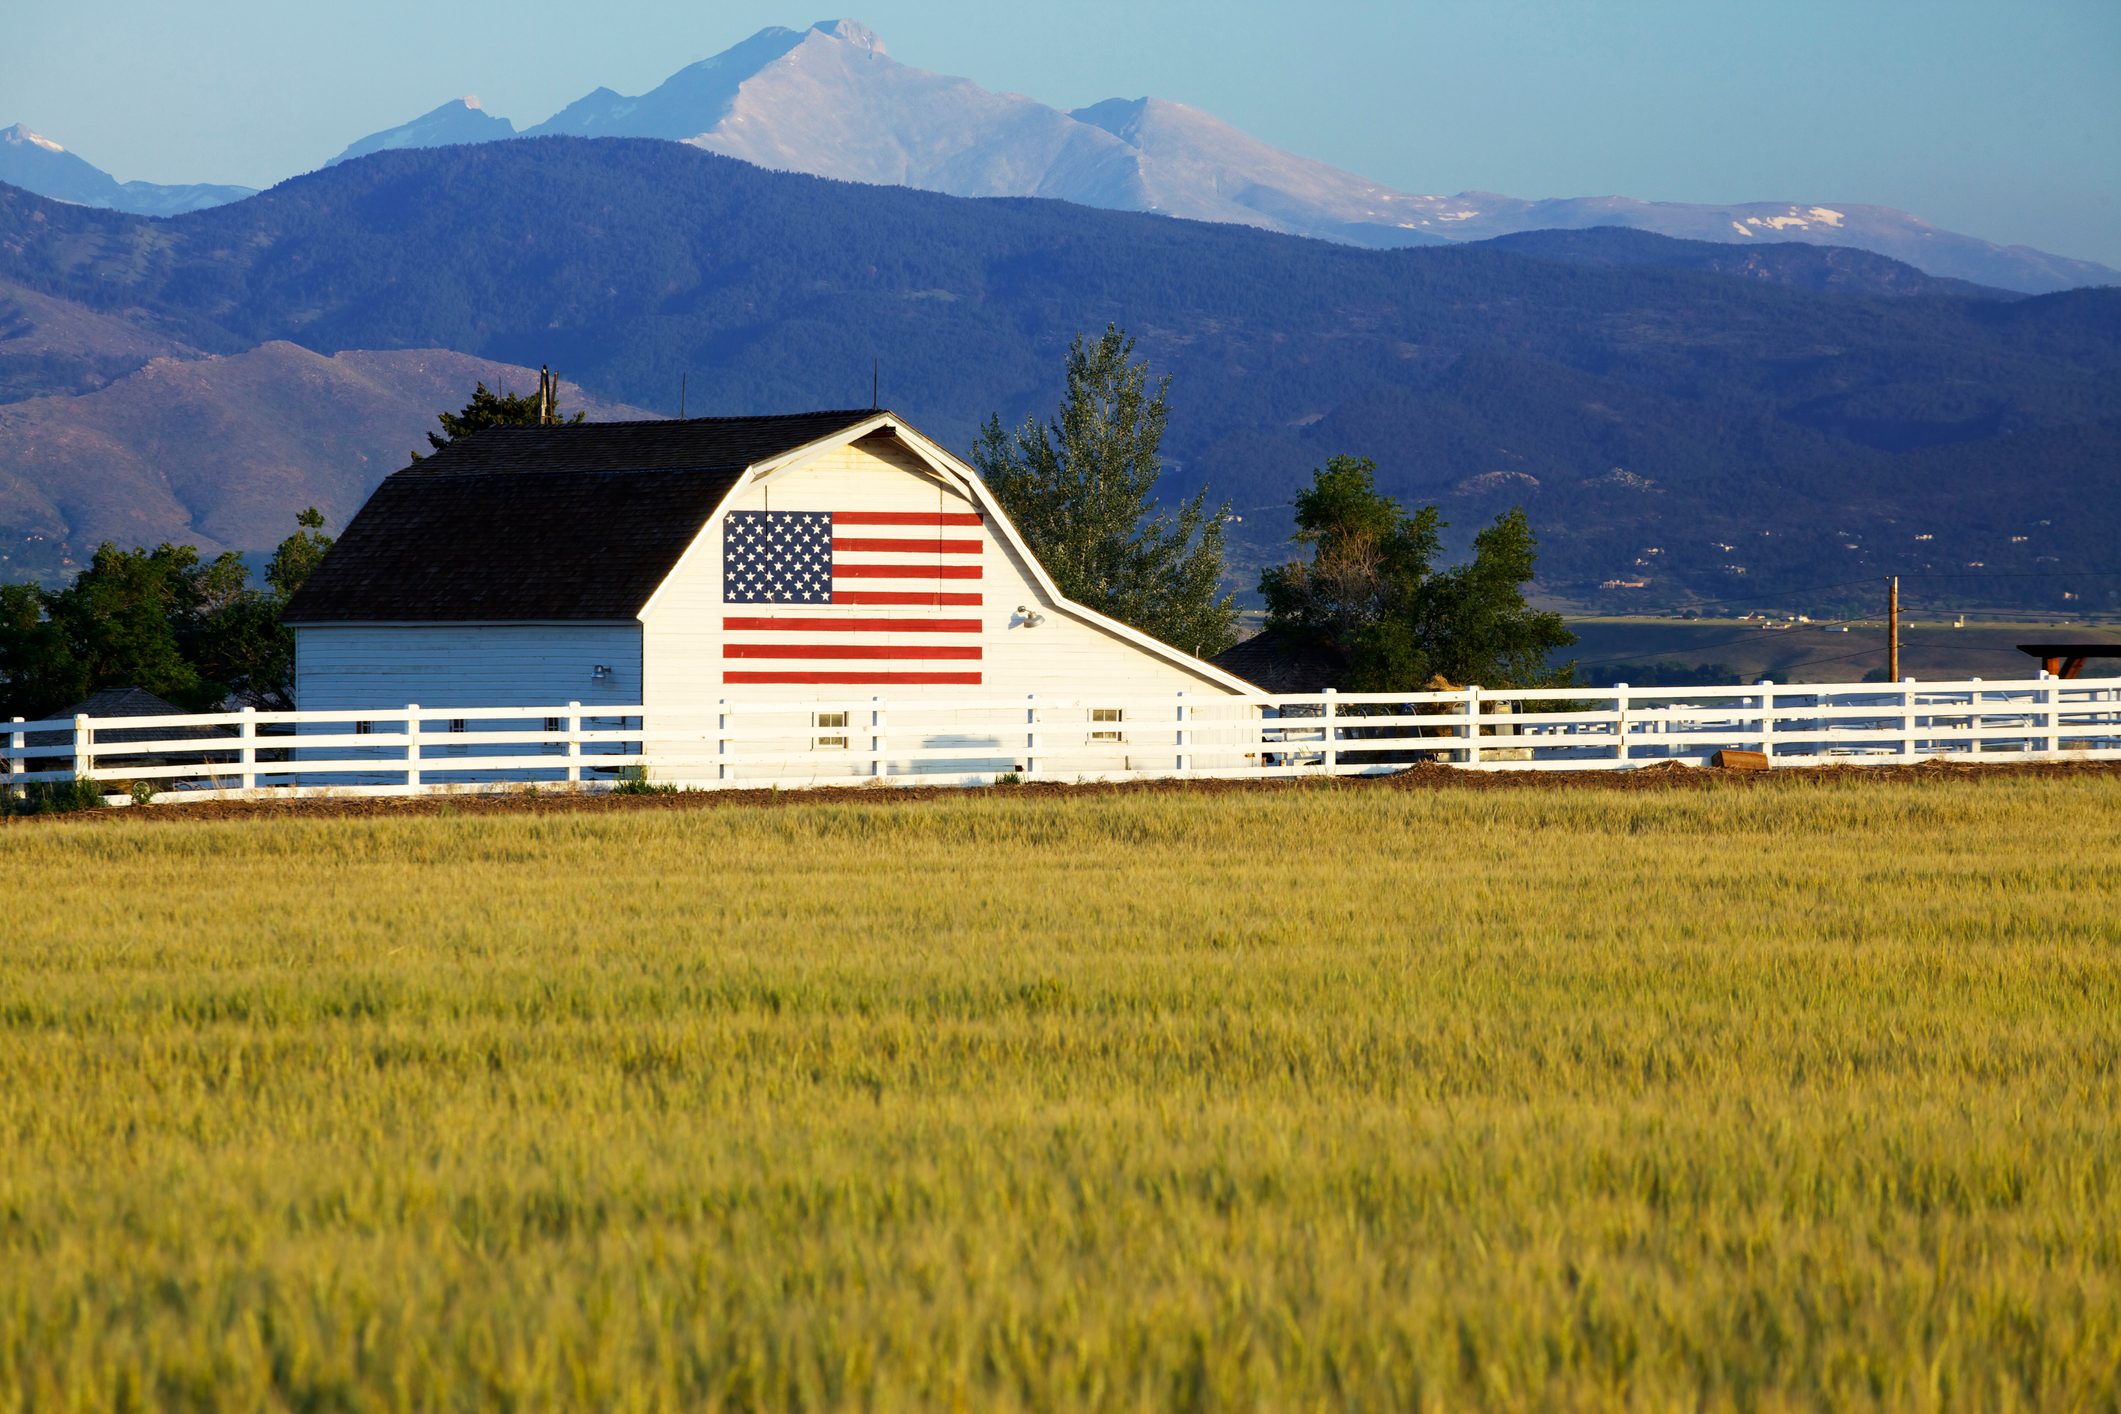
[{"x1": 2, "y1": 774, "x2": 2118, "y2": 1409}]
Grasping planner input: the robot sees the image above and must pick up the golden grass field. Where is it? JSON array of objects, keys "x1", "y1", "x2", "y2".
[{"x1": 2, "y1": 772, "x2": 2118, "y2": 1409}]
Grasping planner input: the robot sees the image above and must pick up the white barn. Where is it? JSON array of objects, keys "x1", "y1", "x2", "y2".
[{"x1": 283, "y1": 409, "x2": 1258, "y2": 784}]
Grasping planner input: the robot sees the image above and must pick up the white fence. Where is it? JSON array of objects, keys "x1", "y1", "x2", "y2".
[{"x1": 4, "y1": 676, "x2": 2119, "y2": 805}]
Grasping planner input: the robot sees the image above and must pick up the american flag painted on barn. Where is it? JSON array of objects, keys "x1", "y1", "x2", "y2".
[{"x1": 720, "y1": 509, "x2": 986, "y2": 684}]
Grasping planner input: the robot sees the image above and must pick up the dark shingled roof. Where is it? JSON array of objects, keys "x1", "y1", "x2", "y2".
[
  {"x1": 26, "y1": 687, "x2": 233, "y2": 749},
  {"x1": 284, "y1": 410, "x2": 883, "y2": 623},
  {"x1": 1207, "y1": 630, "x2": 1346, "y2": 694}
]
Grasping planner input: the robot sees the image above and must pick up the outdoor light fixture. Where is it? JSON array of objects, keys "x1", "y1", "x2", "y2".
[
  {"x1": 591, "y1": 664, "x2": 613, "y2": 682},
  {"x1": 1016, "y1": 605, "x2": 1045, "y2": 627}
]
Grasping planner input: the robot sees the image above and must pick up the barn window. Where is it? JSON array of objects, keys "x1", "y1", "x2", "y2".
[
  {"x1": 354, "y1": 720, "x2": 373, "y2": 736},
  {"x1": 813, "y1": 710, "x2": 850, "y2": 750},
  {"x1": 449, "y1": 719, "x2": 467, "y2": 734},
  {"x1": 1090, "y1": 707, "x2": 1126, "y2": 743},
  {"x1": 544, "y1": 717, "x2": 563, "y2": 734}
]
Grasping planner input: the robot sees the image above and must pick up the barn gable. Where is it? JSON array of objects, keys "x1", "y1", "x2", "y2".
[{"x1": 639, "y1": 415, "x2": 1254, "y2": 708}]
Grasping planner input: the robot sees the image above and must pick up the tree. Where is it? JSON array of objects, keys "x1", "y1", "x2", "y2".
[
  {"x1": 1261, "y1": 457, "x2": 1573, "y2": 690},
  {"x1": 971, "y1": 327, "x2": 1237, "y2": 656},
  {"x1": 266, "y1": 507, "x2": 334, "y2": 602},
  {"x1": 0, "y1": 509, "x2": 335, "y2": 719},
  {"x1": 413, "y1": 367, "x2": 582, "y2": 460}
]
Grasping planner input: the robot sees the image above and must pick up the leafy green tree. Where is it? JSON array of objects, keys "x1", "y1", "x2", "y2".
[
  {"x1": 0, "y1": 544, "x2": 215, "y2": 717},
  {"x1": 972, "y1": 326, "x2": 1237, "y2": 657},
  {"x1": 413, "y1": 369, "x2": 582, "y2": 460},
  {"x1": 266, "y1": 507, "x2": 334, "y2": 602},
  {"x1": 0, "y1": 509, "x2": 335, "y2": 719},
  {"x1": 1262, "y1": 457, "x2": 1573, "y2": 689}
]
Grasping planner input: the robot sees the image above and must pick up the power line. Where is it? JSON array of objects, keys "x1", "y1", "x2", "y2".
[
  {"x1": 1896, "y1": 570, "x2": 2121, "y2": 580},
  {"x1": 1580, "y1": 616, "x2": 1866, "y2": 669},
  {"x1": 1654, "y1": 576, "x2": 1884, "y2": 608},
  {"x1": 1769, "y1": 646, "x2": 1889, "y2": 675}
]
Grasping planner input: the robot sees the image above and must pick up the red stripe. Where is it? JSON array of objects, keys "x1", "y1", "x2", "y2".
[
  {"x1": 725, "y1": 643, "x2": 983, "y2": 661},
  {"x1": 834, "y1": 512, "x2": 981, "y2": 526},
  {"x1": 724, "y1": 671, "x2": 984, "y2": 685},
  {"x1": 834, "y1": 591, "x2": 983, "y2": 606},
  {"x1": 834, "y1": 563, "x2": 983, "y2": 580},
  {"x1": 833, "y1": 537, "x2": 982, "y2": 555},
  {"x1": 723, "y1": 616, "x2": 981, "y2": 633}
]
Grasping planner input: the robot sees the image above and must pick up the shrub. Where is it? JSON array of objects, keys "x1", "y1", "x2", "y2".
[
  {"x1": 612, "y1": 764, "x2": 677, "y2": 796},
  {"x1": 9, "y1": 777, "x2": 110, "y2": 815}
]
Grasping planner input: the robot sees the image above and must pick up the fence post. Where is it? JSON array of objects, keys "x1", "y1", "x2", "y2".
[
  {"x1": 871, "y1": 695, "x2": 886, "y2": 780},
  {"x1": 1322, "y1": 688, "x2": 1338, "y2": 773},
  {"x1": 565, "y1": 700, "x2": 582, "y2": 785},
  {"x1": 1757, "y1": 680, "x2": 1775, "y2": 762},
  {"x1": 74, "y1": 713, "x2": 93, "y2": 791},
  {"x1": 5, "y1": 716, "x2": 20, "y2": 800},
  {"x1": 1612, "y1": 683, "x2": 1631, "y2": 766},
  {"x1": 1900, "y1": 677, "x2": 1919, "y2": 760},
  {"x1": 1025, "y1": 694, "x2": 1039, "y2": 777},
  {"x1": 716, "y1": 699, "x2": 731, "y2": 783},
  {"x1": 2036, "y1": 672, "x2": 2057, "y2": 759},
  {"x1": 405, "y1": 704, "x2": 422, "y2": 790},
  {"x1": 238, "y1": 705, "x2": 257, "y2": 792},
  {"x1": 1175, "y1": 691, "x2": 1188, "y2": 773},
  {"x1": 1465, "y1": 685, "x2": 1483, "y2": 766}
]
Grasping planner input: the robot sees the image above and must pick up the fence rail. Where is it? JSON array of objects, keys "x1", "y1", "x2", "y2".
[{"x1": 5, "y1": 676, "x2": 2118, "y2": 805}]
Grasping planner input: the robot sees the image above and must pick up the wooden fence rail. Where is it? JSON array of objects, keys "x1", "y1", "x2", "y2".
[{"x1": 3, "y1": 676, "x2": 2117, "y2": 805}]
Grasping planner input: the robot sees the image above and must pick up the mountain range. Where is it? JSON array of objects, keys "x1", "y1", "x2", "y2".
[
  {"x1": 8, "y1": 19, "x2": 2116, "y2": 294},
  {"x1": 0, "y1": 124, "x2": 254, "y2": 218},
  {"x1": 2, "y1": 137, "x2": 2115, "y2": 614}
]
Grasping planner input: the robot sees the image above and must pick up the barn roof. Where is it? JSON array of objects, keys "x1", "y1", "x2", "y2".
[
  {"x1": 1208, "y1": 630, "x2": 1345, "y2": 694},
  {"x1": 283, "y1": 410, "x2": 882, "y2": 623}
]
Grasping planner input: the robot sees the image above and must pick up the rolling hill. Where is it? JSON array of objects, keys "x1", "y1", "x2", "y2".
[
  {"x1": 0, "y1": 342, "x2": 648, "y2": 578},
  {"x1": 0, "y1": 138, "x2": 2115, "y2": 612}
]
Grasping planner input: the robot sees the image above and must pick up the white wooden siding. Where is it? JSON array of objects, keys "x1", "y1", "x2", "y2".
[{"x1": 639, "y1": 432, "x2": 1246, "y2": 783}]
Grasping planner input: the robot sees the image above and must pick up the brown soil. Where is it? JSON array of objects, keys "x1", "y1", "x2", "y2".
[{"x1": 8, "y1": 758, "x2": 2118, "y2": 827}]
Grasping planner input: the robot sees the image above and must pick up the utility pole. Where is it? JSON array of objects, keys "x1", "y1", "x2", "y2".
[{"x1": 1887, "y1": 575, "x2": 1900, "y2": 681}]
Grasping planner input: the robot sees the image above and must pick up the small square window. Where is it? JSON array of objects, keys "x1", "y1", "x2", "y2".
[
  {"x1": 449, "y1": 719, "x2": 467, "y2": 734},
  {"x1": 1090, "y1": 707, "x2": 1125, "y2": 743},
  {"x1": 354, "y1": 720, "x2": 373, "y2": 736},
  {"x1": 544, "y1": 717, "x2": 563, "y2": 733},
  {"x1": 814, "y1": 710, "x2": 850, "y2": 750}
]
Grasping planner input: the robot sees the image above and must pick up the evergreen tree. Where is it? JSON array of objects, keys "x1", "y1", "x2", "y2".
[
  {"x1": 972, "y1": 327, "x2": 1237, "y2": 657},
  {"x1": 413, "y1": 368, "x2": 581, "y2": 460},
  {"x1": 1262, "y1": 457, "x2": 1572, "y2": 690}
]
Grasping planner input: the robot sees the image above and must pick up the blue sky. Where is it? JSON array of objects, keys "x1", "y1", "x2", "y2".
[{"x1": 10, "y1": 0, "x2": 2119, "y2": 263}]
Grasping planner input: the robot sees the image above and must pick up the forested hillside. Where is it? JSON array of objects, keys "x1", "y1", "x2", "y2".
[{"x1": 2, "y1": 138, "x2": 2116, "y2": 611}]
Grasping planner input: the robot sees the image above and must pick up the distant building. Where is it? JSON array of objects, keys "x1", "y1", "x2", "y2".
[{"x1": 24, "y1": 687, "x2": 234, "y2": 778}]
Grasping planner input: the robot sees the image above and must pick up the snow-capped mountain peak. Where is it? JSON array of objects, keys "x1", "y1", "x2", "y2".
[
  {"x1": 0, "y1": 122, "x2": 254, "y2": 216},
  {"x1": 812, "y1": 17, "x2": 884, "y2": 54},
  {"x1": 17, "y1": 21, "x2": 2105, "y2": 291},
  {"x1": 4, "y1": 125, "x2": 68, "y2": 154}
]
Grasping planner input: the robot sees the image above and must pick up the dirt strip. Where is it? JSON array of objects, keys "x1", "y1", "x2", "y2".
[{"x1": 6, "y1": 757, "x2": 2118, "y2": 826}]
